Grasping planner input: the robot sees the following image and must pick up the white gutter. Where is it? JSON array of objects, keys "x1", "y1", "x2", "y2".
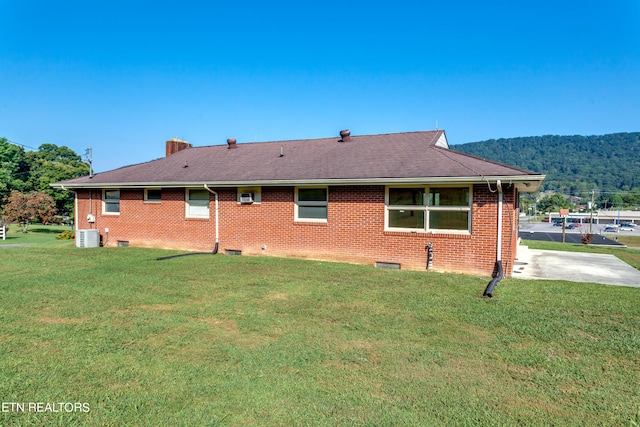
[
  {"x1": 203, "y1": 184, "x2": 219, "y2": 247},
  {"x1": 53, "y1": 175, "x2": 545, "y2": 192}
]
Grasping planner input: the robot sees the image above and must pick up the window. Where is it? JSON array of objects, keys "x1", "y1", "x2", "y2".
[
  {"x1": 428, "y1": 187, "x2": 470, "y2": 231},
  {"x1": 145, "y1": 189, "x2": 162, "y2": 203},
  {"x1": 295, "y1": 187, "x2": 328, "y2": 222},
  {"x1": 388, "y1": 187, "x2": 425, "y2": 229},
  {"x1": 103, "y1": 189, "x2": 120, "y2": 215},
  {"x1": 186, "y1": 189, "x2": 210, "y2": 218},
  {"x1": 385, "y1": 186, "x2": 471, "y2": 232}
]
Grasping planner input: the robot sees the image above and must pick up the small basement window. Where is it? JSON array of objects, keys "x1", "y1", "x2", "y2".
[
  {"x1": 144, "y1": 188, "x2": 162, "y2": 203},
  {"x1": 375, "y1": 261, "x2": 401, "y2": 269},
  {"x1": 225, "y1": 249, "x2": 242, "y2": 256}
]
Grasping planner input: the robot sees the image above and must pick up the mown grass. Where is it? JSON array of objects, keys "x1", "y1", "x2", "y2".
[
  {"x1": 607, "y1": 234, "x2": 640, "y2": 248},
  {"x1": 0, "y1": 231, "x2": 639, "y2": 426},
  {"x1": 0, "y1": 224, "x2": 73, "y2": 248}
]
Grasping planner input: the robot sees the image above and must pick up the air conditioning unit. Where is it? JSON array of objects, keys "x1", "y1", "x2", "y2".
[
  {"x1": 76, "y1": 229, "x2": 100, "y2": 248},
  {"x1": 240, "y1": 192, "x2": 254, "y2": 204}
]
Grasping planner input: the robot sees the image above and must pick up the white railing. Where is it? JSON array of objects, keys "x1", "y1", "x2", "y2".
[{"x1": 0, "y1": 225, "x2": 5, "y2": 240}]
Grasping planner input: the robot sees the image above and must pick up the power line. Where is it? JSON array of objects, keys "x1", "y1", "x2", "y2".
[{"x1": 3, "y1": 138, "x2": 39, "y2": 151}]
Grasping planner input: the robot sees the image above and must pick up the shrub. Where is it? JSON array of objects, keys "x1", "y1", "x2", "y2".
[{"x1": 56, "y1": 230, "x2": 75, "y2": 240}]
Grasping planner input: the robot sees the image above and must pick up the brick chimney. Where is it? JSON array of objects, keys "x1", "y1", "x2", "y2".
[{"x1": 166, "y1": 138, "x2": 192, "y2": 156}]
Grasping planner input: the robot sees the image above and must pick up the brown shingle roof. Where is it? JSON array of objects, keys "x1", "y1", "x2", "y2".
[{"x1": 55, "y1": 130, "x2": 544, "y2": 190}]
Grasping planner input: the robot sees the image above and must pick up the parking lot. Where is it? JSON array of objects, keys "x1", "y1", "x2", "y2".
[
  {"x1": 516, "y1": 217, "x2": 640, "y2": 287},
  {"x1": 519, "y1": 218, "x2": 640, "y2": 238}
]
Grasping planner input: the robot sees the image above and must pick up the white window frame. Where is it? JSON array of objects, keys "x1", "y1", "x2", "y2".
[
  {"x1": 385, "y1": 185, "x2": 472, "y2": 234},
  {"x1": 237, "y1": 186, "x2": 262, "y2": 204},
  {"x1": 295, "y1": 187, "x2": 328, "y2": 223},
  {"x1": 185, "y1": 188, "x2": 210, "y2": 219},
  {"x1": 144, "y1": 188, "x2": 162, "y2": 203},
  {"x1": 102, "y1": 189, "x2": 120, "y2": 215}
]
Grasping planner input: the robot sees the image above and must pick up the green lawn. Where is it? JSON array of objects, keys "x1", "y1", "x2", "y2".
[
  {"x1": 0, "y1": 230, "x2": 639, "y2": 426},
  {"x1": 0, "y1": 224, "x2": 73, "y2": 247},
  {"x1": 607, "y1": 234, "x2": 640, "y2": 248}
]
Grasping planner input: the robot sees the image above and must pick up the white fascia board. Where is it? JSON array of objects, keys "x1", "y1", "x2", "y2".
[{"x1": 53, "y1": 175, "x2": 544, "y2": 191}]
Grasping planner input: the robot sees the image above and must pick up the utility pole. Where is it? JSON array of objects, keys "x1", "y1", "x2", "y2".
[
  {"x1": 560, "y1": 208, "x2": 569, "y2": 243},
  {"x1": 589, "y1": 190, "x2": 595, "y2": 234}
]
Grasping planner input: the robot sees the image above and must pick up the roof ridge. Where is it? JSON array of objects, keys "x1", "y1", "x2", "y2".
[{"x1": 192, "y1": 130, "x2": 442, "y2": 148}]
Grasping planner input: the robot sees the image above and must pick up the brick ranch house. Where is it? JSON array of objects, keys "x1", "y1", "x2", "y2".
[{"x1": 53, "y1": 130, "x2": 544, "y2": 277}]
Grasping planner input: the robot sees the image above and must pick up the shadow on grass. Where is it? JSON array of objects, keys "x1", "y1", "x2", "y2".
[{"x1": 27, "y1": 226, "x2": 69, "y2": 234}]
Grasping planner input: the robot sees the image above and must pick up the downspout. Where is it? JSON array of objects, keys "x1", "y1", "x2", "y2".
[
  {"x1": 156, "y1": 184, "x2": 219, "y2": 260},
  {"x1": 204, "y1": 184, "x2": 219, "y2": 254},
  {"x1": 483, "y1": 180, "x2": 503, "y2": 298}
]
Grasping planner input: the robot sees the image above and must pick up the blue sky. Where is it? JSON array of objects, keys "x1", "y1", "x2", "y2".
[{"x1": 2, "y1": 1, "x2": 639, "y2": 172}]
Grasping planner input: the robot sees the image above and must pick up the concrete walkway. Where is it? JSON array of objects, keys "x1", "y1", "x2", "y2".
[{"x1": 512, "y1": 245, "x2": 640, "y2": 287}]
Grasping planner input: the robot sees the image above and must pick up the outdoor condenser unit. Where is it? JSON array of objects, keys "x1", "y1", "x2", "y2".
[{"x1": 76, "y1": 229, "x2": 100, "y2": 248}]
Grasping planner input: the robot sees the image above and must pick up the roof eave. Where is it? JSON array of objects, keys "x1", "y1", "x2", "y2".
[{"x1": 52, "y1": 175, "x2": 545, "y2": 192}]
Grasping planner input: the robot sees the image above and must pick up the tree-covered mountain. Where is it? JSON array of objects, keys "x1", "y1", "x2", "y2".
[{"x1": 452, "y1": 132, "x2": 640, "y2": 196}]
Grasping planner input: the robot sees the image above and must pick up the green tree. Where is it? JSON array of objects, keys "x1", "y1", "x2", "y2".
[
  {"x1": 0, "y1": 137, "x2": 29, "y2": 197},
  {"x1": 25, "y1": 144, "x2": 89, "y2": 214},
  {"x1": 598, "y1": 194, "x2": 613, "y2": 210},
  {"x1": 622, "y1": 191, "x2": 640, "y2": 208},
  {"x1": 538, "y1": 193, "x2": 571, "y2": 212},
  {"x1": 610, "y1": 193, "x2": 624, "y2": 209}
]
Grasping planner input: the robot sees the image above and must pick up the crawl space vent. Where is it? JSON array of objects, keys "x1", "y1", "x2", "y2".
[{"x1": 375, "y1": 261, "x2": 401, "y2": 270}]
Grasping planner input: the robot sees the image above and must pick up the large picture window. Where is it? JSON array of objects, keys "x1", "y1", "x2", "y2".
[
  {"x1": 186, "y1": 189, "x2": 210, "y2": 218},
  {"x1": 295, "y1": 187, "x2": 328, "y2": 222},
  {"x1": 102, "y1": 189, "x2": 120, "y2": 215},
  {"x1": 386, "y1": 186, "x2": 471, "y2": 232}
]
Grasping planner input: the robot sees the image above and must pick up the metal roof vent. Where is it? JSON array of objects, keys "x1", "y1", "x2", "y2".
[
  {"x1": 339, "y1": 129, "x2": 351, "y2": 142},
  {"x1": 227, "y1": 138, "x2": 237, "y2": 149}
]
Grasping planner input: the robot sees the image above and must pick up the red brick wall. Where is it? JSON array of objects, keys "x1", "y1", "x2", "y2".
[{"x1": 74, "y1": 184, "x2": 519, "y2": 277}]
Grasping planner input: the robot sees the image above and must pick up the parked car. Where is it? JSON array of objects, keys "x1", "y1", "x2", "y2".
[
  {"x1": 620, "y1": 222, "x2": 636, "y2": 228},
  {"x1": 604, "y1": 226, "x2": 618, "y2": 232},
  {"x1": 567, "y1": 223, "x2": 581, "y2": 229},
  {"x1": 620, "y1": 225, "x2": 635, "y2": 231}
]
